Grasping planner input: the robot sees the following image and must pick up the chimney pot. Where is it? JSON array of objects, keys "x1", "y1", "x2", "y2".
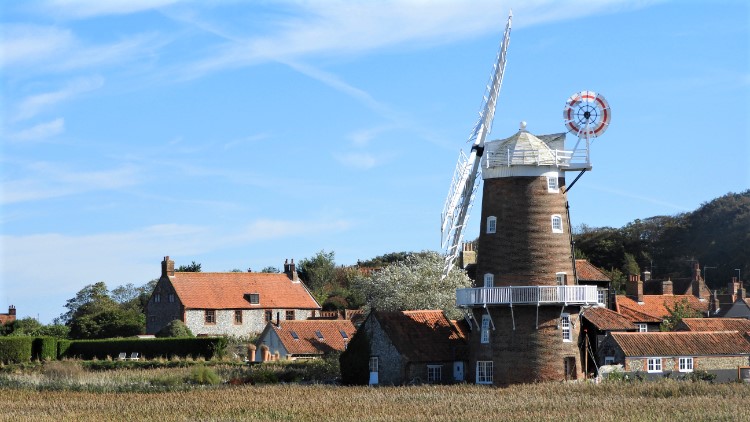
[
  {"x1": 662, "y1": 280, "x2": 673, "y2": 296},
  {"x1": 8, "y1": 305, "x2": 16, "y2": 316},
  {"x1": 161, "y1": 256, "x2": 175, "y2": 277}
]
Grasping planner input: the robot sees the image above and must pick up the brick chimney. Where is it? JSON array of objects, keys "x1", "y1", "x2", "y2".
[
  {"x1": 691, "y1": 262, "x2": 705, "y2": 299},
  {"x1": 460, "y1": 242, "x2": 477, "y2": 269},
  {"x1": 8, "y1": 305, "x2": 16, "y2": 316},
  {"x1": 710, "y1": 290, "x2": 720, "y2": 316},
  {"x1": 626, "y1": 274, "x2": 643, "y2": 303},
  {"x1": 161, "y1": 256, "x2": 175, "y2": 278},
  {"x1": 729, "y1": 278, "x2": 740, "y2": 296},
  {"x1": 284, "y1": 259, "x2": 298, "y2": 282},
  {"x1": 662, "y1": 279, "x2": 673, "y2": 296}
]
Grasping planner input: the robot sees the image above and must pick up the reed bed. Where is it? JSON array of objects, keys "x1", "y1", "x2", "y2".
[{"x1": 2, "y1": 380, "x2": 749, "y2": 421}]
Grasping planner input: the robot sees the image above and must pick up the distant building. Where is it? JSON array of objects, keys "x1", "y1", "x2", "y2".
[
  {"x1": 676, "y1": 317, "x2": 750, "y2": 333},
  {"x1": 598, "y1": 331, "x2": 750, "y2": 382},
  {"x1": 710, "y1": 279, "x2": 749, "y2": 319},
  {"x1": 146, "y1": 256, "x2": 320, "y2": 336},
  {"x1": 254, "y1": 319, "x2": 356, "y2": 361},
  {"x1": 0, "y1": 305, "x2": 16, "y2": 326}
]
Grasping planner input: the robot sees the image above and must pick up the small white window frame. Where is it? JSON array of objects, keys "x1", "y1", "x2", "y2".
[
  {"x1": 647, "y1": 357, "x2": 662, "y2": 373},
  {"x1": 556, "y1": 272, "x2": 566, "y2": 286},
  {"x1": 483, "y1": 273, "x2": 494, "y2": 288},
  {"x1": 678, "y1": 357, "x2": 694, "y2": 373},
  {"x1": 551, "y1": 215, "x2": 563, "y2": 233},
  {"x1": 486, "y1": 216, "x2": 497, "y2": 234},
  {"x1": 637, "y1": 323, "x2": 648, "y2": 333},
  {"x1": 547, "y1": 176, "x2": 559, "y2": 193},
  {"x1": 561, "y1": 313, "x2": 571, "y2": 342},
  {"x1": 481, "y1": 315, "x2": 491, "y2": 344},
  {"x1": 476, "y1": 361, "x2": 493, "y2": 384},
  {"x1": 604, "y1": 356, "x2": 615, "y2": 365}
]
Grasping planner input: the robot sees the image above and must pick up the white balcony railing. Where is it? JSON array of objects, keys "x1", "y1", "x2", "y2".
[
  {"x1": 484, "y1": 148, "x2": 590, "y2": 170},
  {"x1": 456, "y1": 285, "x2": 600, "y2": 307}
]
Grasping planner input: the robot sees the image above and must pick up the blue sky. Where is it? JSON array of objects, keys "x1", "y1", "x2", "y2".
[{"x1": 2, "y1": 0, "x2": 748, "y2": 323}]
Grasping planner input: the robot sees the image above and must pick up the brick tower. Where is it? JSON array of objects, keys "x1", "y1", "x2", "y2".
[{"x1": 457, "y1": 122, "x2": 599, "y2": 385}]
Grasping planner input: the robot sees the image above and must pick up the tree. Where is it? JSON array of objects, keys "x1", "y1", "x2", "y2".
[
  {"x1": 177, "y1": 261, "x2": 202, "y2": 272},
  {"x1": 155, "y1": 320, "x2": 194, "y2": 338},
  {"x1": 59, "y1": 282, "x2": 110, "y2": 325},
  {"x1": 61, "y1": 282, "x2": 145, "y2": 339},
  {"x1": 2, "y1": 317, "x2": 70, "y2": 338},
  {"x1": 352, "y1": 251, "x2": 472, "y2": 318},
  {"x1": 660, "y1": 298, "x2": 703, "y2": 331},
  {"x1": 298, "y1": 250, "x2": 336, "y2": 292},
  {"x1": 260, "y1": 266, "x2": 280, "y2": 273}
]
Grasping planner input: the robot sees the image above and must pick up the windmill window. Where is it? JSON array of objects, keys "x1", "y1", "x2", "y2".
[
  {"x1": 561, "y1": 313, "x2": 571, "y2": 342},
  {"x1": 290, "y1": 331, "x2": 299, "y2": 340},
  {"x1": 315, "y1": 330, "x2": 324, "y2": 340},
  {"x1": 551, "y1": 215, "x2": 563, "y2": 233},
  {"x1": 427, "y1": 365, "x2": 443, "y2": 383},
  {"x1": 483, "y1": 273, "x2": 494, "y2": 288},
  {"x1": 487, "y1": 216, "x2": 497, "y2": 234},
  {"x1": 339, "y1": 330, "x2": 349, "y2": 339},
  {"x1": 476, "y1": 361, "x2": 493, "y2": 384},
  {"x1": 547, "y1": 176, "x2": 559, "y2": 193},
  {"x1": 556, "y1": 272, "x2": 566, "y2": 286},
  {"x1": 481, "y1": 315, "x2": 491, "y2": 344}
]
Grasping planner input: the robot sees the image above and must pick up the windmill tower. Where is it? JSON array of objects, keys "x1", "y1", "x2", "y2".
[{"x1": 440, "y1": 11, "x2": 611, "y2": 383}]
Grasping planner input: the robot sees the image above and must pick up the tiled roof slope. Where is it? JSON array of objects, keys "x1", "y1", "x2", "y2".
[
  {"x1": 677, "y1": 318, "x2": 750, "y2": 333},
  {"x1": 170, "y1": 272, "x2": 320, "y2": 310},
  {"x1": 615, "y1": 295, "x2": 707, "y2": 323},
  {"x1": 575, "y1": 260, "x2": 610, "y2": 282},
  {"x1": 375, "y1": 310, "x2": 468, "y2": 362},
  {"x1": 582, "y1": 307, "x2": 636, "y2": 331},
  {"x1": 610, "y1": 331, "x2": 750, "y2": 357},
  {"x1": 272, "y1": 320, "x2": 356, "y2": 355}
]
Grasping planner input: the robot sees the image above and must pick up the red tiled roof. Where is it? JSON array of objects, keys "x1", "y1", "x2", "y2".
[
  {"x1": 0, "y1": 315, "x2": 15, "y2": 325},
  {"x1": 610, "y1": 331, "x2": 750, "y2": 357},
  {"x1": 170, "y1": 272, "x2": 320, "y2": 310},
  {"x1": 677, "y1": 318, "x2": 750, "y2": 332},
  {"x1": 582, "y1": 307, "x2": 636, "y2": 331},
  {"x1": 615, "y1": 295, "x2": 708, "y2": 323},
  {"x1": 270, "y1": 320, "x2": 356, "y2": 355},
  {"x1": 374, "y1": 310, "x2": 467, "y2": 362},
  {"x1": 575, "y1": 260, "x2": 610, "y2": 281}
]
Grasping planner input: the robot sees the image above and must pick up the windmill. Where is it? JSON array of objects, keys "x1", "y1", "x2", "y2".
[{"x1": 441, "y1": 10, "x2": 512, "y2": 278}]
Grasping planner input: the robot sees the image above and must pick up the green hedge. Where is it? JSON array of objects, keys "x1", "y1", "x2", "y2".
[
  {"x1": 0, "y1": 337, "x2": 33, "y2": 364},
  {"x1": 32, "y1": 337, "x2": 58, "y2": 361},
  {"x1": 59, "y1": 337, "x2": 227, "y2": 360}
]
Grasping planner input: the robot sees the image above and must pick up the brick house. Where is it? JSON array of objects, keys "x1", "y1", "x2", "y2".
[
  {"x1": 0, "y1": 306, "x2": 16, "y2": 326},
  {"x1": 253, "y1": 319, "x2": 356, "y2": 361},
  {"x1": 146, "y1": 256, "x2": 320, "y2": 336},
  {"x1": 341, "y1": 310, "x2": 469, "y2": 385},
  {"x1": 614, "y1": 274, "x2": 708, "y2": 332},
  {"x1": 597, "y1": 331, "x2": 750, "y2": 382}
]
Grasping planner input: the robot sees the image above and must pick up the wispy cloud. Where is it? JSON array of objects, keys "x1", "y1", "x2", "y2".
[
  {"x1": 334, "y1": 152, "x2": 380, "y2": 170},
  {"x1": 12, "y1": 77, "x2": 104, "y2": 122},
  {"x1": 0, "y1": 25, "x2": 74, "y2": 67},
  {"x1": 8, "y1": 118, "x2": 65, "y2": 142},
  {"x1": 36, "y1": 0, "x2": 180, "y2": 19},
  {"x1": 1, "y1": 162, "x2": 140, "y2": 204}
]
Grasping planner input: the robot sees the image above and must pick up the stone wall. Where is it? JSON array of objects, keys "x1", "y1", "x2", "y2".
[
  {"x1": 468, "y1": 305, "x2": 584, "y2": 385},
  {"x1": 186, "y1": 308, "x2": 314, "y2": 337},
  {"x1": 366, "y1": 316, "x2": 406, "y2": 385},
  {"x1": 146, "y1": 277, "x2": 183, "y2": 335}
]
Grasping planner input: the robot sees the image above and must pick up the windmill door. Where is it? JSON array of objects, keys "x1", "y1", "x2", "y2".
[{"x1": 453, "y1": 361, "x2": 464, "y2": 382}]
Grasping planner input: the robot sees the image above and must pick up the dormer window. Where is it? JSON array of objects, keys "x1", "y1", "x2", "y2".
[
  {"x1": 551, "y1": 215, "x2": 563, "y2": 233},
  {"x1": 483, "y1": 273, "x2": 494, "y2": 288},
  {"x1": 486, "y1": 216, "x2": 497, "y2": 234},
  {"x1": 244, "y1": 293, "x2": 260, "y2": 305},
  {"x1": 547, "y1": 176, "x2": 559, "y2": 193}
]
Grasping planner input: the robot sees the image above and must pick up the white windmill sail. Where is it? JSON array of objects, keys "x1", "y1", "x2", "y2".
[{"x1": 441, "y1": 10, "x2": 512, "y2": 278}]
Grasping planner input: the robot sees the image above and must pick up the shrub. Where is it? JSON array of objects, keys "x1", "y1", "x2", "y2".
[
  {"x1": 189, "y1": 366, "x2": 221, "y2": 385},
  {"x1": 0, "y1": 337, "x2": 33, "y2": 364},
  {"x1": 155, "y1": 320, "x2": 194, "y2": 338},
  {"x1": 687, "y1": 370, "x2": 717, "y2": 383},
  {"x1": 32, "y1": 337, "x2": 58, "y2": 361},
  {"x1": 59, "y1": 337, "x2": 227, "y2": 360}
]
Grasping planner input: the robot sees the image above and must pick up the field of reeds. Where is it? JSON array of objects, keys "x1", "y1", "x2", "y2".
[{"x1": 1, "y1": 361, "x2": 749, "y2": 421}]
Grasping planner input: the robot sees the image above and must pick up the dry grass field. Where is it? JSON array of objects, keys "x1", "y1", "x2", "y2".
[{"x1": 2, "y1": 380, "x2": 749, "y2": 422}]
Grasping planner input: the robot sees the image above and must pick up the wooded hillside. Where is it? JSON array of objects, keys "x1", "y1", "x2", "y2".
[{"x1": 574, "y1": 190, "x2": 749, "y2": 292}]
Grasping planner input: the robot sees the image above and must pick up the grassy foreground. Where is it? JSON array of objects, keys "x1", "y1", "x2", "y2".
[{"x1": 2, "y1": 381, "x2": 749, "y2": 422}]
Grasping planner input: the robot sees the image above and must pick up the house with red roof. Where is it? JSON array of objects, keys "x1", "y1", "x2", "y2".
[
  {"x1": 340, "y1": 310, "x2": 469, "y2": 385},
  {"x1": 580, "y1": 306, "x2": 637, "y2": 373},
  {"x1": 597, "y1": 331, "x2": 750, "y2": 382},
  {"x1": 253, "y1": 319, "x2": 356, "y2": 361},
  {"x1": 0, "y1": 306, "x2": 16, "y2": 327},
  {"x1": 146, "y1": 257, "x2": 320, "y2": 336},
  {"x1": 676, "y1": 317, "x2": 750, "y2": 333},
  {"x1": 575, "y1": 259, "x2": 611, "y2": 306}
]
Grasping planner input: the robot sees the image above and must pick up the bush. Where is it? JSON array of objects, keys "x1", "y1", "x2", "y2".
[
  {"x1": 59, "y1": 337, "x2": 227, "y2": 360},
  {"x1": 32, "y1": 337, "x2": 58, "y2": 361},
  {"x1": 687, "y1": 370, "x2": 717, "y2": 383},
  {"x1": 189, "y1": 366, "x2": 221, "y2": 385},
  {"x1": 155, "y1": 320, "x2": 194, "y2": 338},
  {"x1": 0, "y1": 337, "x2": 33, "y2": 364}
]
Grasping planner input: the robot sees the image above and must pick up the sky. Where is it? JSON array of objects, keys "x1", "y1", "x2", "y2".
[{"x1": 1, "y1": 0, "x2": 748, "y2": 323}]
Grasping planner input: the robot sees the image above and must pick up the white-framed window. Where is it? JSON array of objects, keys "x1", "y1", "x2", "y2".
[
  {"x1": 561, "y1": 313, "x2": 571, "y2": 342},
  {"x1": 487, "y1": 216, "x2": 497, "y2": 234},
  {"x1": 679, "y1": 357, "x2": 694, "y2": 373},
  {"x1": 483, "y1": 273, "x2": 494, "y2": 288},
  {"x1": 369, "y1": 356, "x2": 379, "y2": 373},
  {"x1": 551, "y1": 215, "x2": 563, "y2": 233},
  {"x1": 427, "y1": 365, "x2": 443, "y2": 383},
  {"x1": 647, "y1": 358, "x2": 662, "y2": 373},
  {"x1": 597, "y1": 289, "x2": 606, "y2": 305},
  {"x1": 556, "y1": 272, "x2": 566, "y2": 286},
  {"x1": 604, "y1": 356, "x2": 615, "y2": 365},
  {"x1": 476, "y1": 361, "x2": 493, "y2": 384},
  {"x1": 481, "y1": 315, "x2": 491, "y2": 344},
  {"x1": 547, "y1": 176, "x2": 559, "y2": 193},
  {"x1": 637, "y1": 323, "x2": 648, "y2": 332}
]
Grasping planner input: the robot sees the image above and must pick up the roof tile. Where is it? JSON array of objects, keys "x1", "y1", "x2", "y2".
[
  {"x1": 610, "y1": 331, "x2": 750, "y2": 356},
  {"x1": 616, "y1": 295, "x2": 707, "y2": 323},
  {"x1": 374, "y1": 310, "x2": 468, "y2": 362},
  {"x1": 677, "y1": 318, "x2": 750, "y2": 332},
  {"x1": 582, "y1": 307, "x2": 636, "y2": 331},
  {"x1": 270, "y1": 320, "x2": 356, "y2": 355}
]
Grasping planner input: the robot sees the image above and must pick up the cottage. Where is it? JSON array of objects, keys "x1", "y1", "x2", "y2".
[
  {"x1": 146, "y1": 256, "x2": 320, "y2": 336},
  {"x1": 614, "y1": 274, "x2": 708, "y2": 332},
  {"x1": 0, "y1": 306, "x2": 16, "y2": 326},
  {"x1": 676, "y1": 318, "x2": 750, "y2": 333},
  {"x1": 340, "y1": 310, "x2": 469, "y2": 385},
  {"x1": 253, "y1": 319, "x2": 356, "y2": 361},
  {"x1": 709, "y1": 279, "x2": 749, "y2": 318},
  {"x1": 576, "y1": 260, "x2": 611, "y2": 307},
  {"x1": 598, "y1": 331, "x2": 750, "y2": 382}
]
